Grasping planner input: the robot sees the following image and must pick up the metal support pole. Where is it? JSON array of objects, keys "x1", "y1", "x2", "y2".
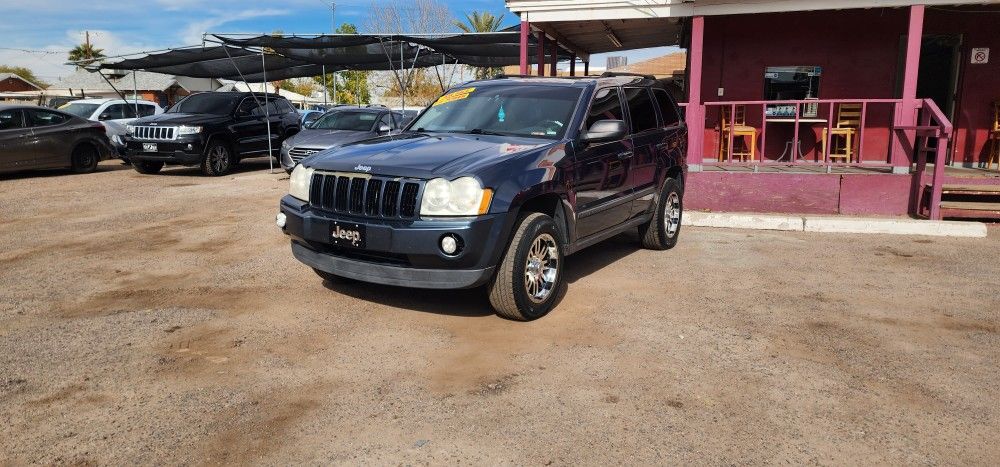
[
  {"x1": 333, "y1": 71, "x2": 338, "y2": 104},
  {"x1": 261, "y1": 48, "x2": 274, "y2": 174},
  {"x1": 132, "y1": 71, "x2": 139, "y2": 115},
  {"x1": 322, "y1": 65, "x2": 328, "y2": 107},
  {"x1": 401, "y1": 42, "x2": 406, "y2": 111}
]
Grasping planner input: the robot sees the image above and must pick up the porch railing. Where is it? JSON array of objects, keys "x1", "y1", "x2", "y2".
[
  {"x1": 697, "y1": 99, "x2": 904, "y2": 168},
  {"x1": 904, "y1": 98, "x2": 954, "y2": 220}
]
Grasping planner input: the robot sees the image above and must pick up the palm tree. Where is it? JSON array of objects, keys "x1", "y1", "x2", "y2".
[
  {"x1": 68, "y1": 43, "x2": 105, "y2": 68},
  {"x1": 453, "y1": 11, "x2": 506, "y2": 79},
  {"x1": 453, "y1": 11, "x2": 505, "y2": 34}
]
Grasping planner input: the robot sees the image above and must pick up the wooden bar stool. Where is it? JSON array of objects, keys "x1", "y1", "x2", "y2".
[
  {"x1": 821, "y1": 103, "x2": 862, "y2": 162},
  {"x1": 719, "y1": 105, "x2": 757, "y2": 162},
  {"x1": 988, "y1": 102, "x2": 1000, "y2": 171}
]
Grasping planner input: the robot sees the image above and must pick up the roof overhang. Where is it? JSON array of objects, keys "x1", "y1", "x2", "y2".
[{"x1": 509, "y1": 0, "x2": 1000, "y2": 22}]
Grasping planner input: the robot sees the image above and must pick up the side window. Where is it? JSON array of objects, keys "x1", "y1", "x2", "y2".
[
  {"x1": 0, "y1": 109, "x2": 25, "y2": 130},
  {"x1": 584, "y1": 87, "x2": 625, "y2": 130},
  {"x1": 102, "y1": 104, "x2": 126, "y2": 120},
  {"x1": 238, "y1": 98, "x2": 260, "y2": 116},
  {"x1": 139, "y1": 105, "x2": 157, "y2": 117},
  {"x1": 624, "y1": 87, "x2": 657, "y2": 133},
  {"x1": 252, "y1": 99, "x2": 279, "y2": 116},
  {"x1": 653, "y1": 89, "x2": 681, "y2": 127},
  {"x1": 279, "y1": 99, "x2": 296, "y2": 114},
  {"x1": 27, "y1": 110, "x2": 69, "y2": 127}
]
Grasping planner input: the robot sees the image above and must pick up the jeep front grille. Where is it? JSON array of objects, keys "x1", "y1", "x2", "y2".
[
  {"x1": 132, "y1": 126, "x2": 177, "y2": 141},
  {"x1": 309, "y1": 172, "x2": 423, "y2": 219},
  {"x1": 288, "y1": 146, "x2": 322, "y2": 163}
]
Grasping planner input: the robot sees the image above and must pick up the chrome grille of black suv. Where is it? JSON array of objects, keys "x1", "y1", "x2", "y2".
[{"x1": 309, "y1": 172, "x2": 423, "y2": 219}]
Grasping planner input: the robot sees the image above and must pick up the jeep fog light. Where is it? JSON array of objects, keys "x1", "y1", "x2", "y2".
[
  {"x1": 275, "y1": 212, "x2": 287, "y2": 228},
  {"x1": 440, "y1": 234, "x2": 463, "y2": 256}
]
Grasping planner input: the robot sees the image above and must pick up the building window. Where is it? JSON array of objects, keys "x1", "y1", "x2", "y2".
[{"x1": 764, "y1": 66, "x2": 821, "y2": 117}]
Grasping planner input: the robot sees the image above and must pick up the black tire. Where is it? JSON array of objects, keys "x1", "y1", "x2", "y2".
[
  {"x1": 638, "y1": 177, "x2": 683, "y2": 250},
  {"x1": 70, "y1": 145, "x2": 99, "y2": 174},
  {"x1": 132, "y1": 160, "x2": 164, "y2": 174},
  {"x1": 201, "y1": 140, "x2": 234, "y2": 176},
  {"x1": 488, "y1": 212, "x2": 564, "y2": 321}
]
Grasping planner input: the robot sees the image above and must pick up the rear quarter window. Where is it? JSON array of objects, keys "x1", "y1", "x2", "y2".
[{"x1": 624, "y1": 87, "x2": 658, "y2": 133}]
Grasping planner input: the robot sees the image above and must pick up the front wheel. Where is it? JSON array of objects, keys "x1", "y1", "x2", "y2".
[
  {"x1": 71, "y1": 145, "x2": 99, "y2": 173},
  {"x1": 638, "y1": 177, "x2": 683, "y2": 250},
  {"x1": 201, "y1": 140, "x2": 234, "y2": 176},
  {"x1": 488, "y1": 212, "x2": 564, "y2": 321}
]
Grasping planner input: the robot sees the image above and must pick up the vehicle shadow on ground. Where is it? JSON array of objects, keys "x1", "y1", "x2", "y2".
[
  {"x1": 152, "y1": 157, "x2": 283, "y2": 177},
  {"x1": 321, "y1": 280, "x2": 495, "y2": 317},
  {"x1": 0, "y1": 162, "x2": 131, "y2": 181},
  {"x1": 318, "y1": 232, "x2": 643, "y2": 319}
]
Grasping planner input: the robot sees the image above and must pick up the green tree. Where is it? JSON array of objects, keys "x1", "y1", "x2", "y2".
[
  {"x1": 311, "y1": 23, "x2": 371, "y2": 105},
  {"x1": 68, "y1": 42, "x2": 105, "y2": 68},
  {"x1": 0, "y1": 65, "x2": 47, "y2": 88},
  {"x1": 453, "y1": 11, "x2": 506, "y2": 79}
]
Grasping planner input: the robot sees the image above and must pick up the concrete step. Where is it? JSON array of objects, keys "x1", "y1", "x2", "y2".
[
  {"x1": 939, "y1": 184, "x2": 1000, "y2": 195},
  {"x1": 684, "y1": 211, "x2": 988, "y2": 237}
]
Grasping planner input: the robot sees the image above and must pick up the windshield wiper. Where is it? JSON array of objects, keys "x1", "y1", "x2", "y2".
[{"x1": 464, "y1": 128, "x2": 509, "y2": 136}]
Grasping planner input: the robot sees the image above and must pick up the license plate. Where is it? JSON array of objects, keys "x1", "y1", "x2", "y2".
[
  {"x1": 330, "y1": 221, "x2": 366, "y2": 249},
  {"x1": 142, "y1": 143, "x2": 158, "y2": 152}
]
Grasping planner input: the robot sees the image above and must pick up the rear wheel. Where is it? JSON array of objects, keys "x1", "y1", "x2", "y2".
[
  {"x1": 488, "y1": 213, "x2": 564, "y2": 321},
  {"x1": 132, "y1": 160, "x2": 164, "y2": 174},
  {"x1": 201, "y1": 140, "x2": 234, "y2": 176},
  {"x1": 70, "y1": 145, "x2": 99, "y2": 173},
  {"x1": 638, "y1": 177, "x2": 683, "y2": 250}
]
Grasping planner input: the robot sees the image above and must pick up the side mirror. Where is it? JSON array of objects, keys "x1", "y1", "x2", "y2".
[
  {"x1": 98, "y1": 113, "x2": 111, "y2": 121},
  {"x1": 580, "y1": 119, "x2": 627, "y2": 143},
  {"x1": 378, "y1": 124, "x2": 391, "y2": 133}
]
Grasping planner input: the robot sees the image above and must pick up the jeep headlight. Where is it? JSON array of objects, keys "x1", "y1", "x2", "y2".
[
  {"x1": 419, "y1": 177, "x2": 492, "y2": 216},
  {"x1": 176, "y1": 125, "x2": 202, "y2": 136},
  {"x1": 289, "y1": 164, "x2": 314, "y2": 202},
  {"x1": 125, "y1": 124, "x2": 135, "y2": 135}
]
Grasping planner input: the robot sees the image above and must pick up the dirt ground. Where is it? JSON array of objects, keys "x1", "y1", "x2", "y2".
[{"x1": 1, "y1": 159, "x2": 998, "y2": 465}]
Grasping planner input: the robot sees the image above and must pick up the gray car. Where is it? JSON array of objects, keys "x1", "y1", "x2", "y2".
[
  {"x1": 279, "y1": 107, "x2": 408, "y2": 172},
  {"x1": 0, "y1": 104, "x2": 114, "y2": 175}
]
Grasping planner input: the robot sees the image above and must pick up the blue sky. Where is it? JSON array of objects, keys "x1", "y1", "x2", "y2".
[{"x1": 1, "y1": 0, "x2": 671, "y2": 82}]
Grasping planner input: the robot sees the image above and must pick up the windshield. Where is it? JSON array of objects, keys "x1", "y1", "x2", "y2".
[
  {"x1": 167, "y1": 93, "x2": 241, "y2": 115},
  {"x1": 408, "y1": 85, "x2": 582, "y2": 139},
  {"x1": 310, "y1": 111, "x2": 378, "y2": 131},
  {"x1": 59, "y1": 103, "x2": 100, "y2": 118}
]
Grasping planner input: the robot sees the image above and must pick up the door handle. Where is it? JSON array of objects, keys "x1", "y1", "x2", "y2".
[{"x1": 617, "y1": 151, "x2": 633, "y2": 160}]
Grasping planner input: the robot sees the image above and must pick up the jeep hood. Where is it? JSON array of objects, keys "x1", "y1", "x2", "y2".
[
  {"x1": 133, "y1": 113, "x2": 230, "y2": 126},
  {"x1": 286, "y1": 129, "x2": 373, "y2": 149},
  {"x1": 303, "y1": 133, "x2": 550, "y2": 179}
]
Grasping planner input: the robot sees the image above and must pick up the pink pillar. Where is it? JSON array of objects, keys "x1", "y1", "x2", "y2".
[
  {"x1": 892, "y1": 4, "x2": 925, "y2": 172},
  {"x1": 685, "y1": 16, "x2": 706, "y2": 170},
  {"x1": 519, "y1": 20, "x2": 529, "y2": 75},
  {"x1": 536, "y1": 32, "x2": 546, "y2": 76}
]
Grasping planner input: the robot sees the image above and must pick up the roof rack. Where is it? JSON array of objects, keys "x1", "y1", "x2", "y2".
[
  {"x1": 492, "y1": 73, "x2": 601, "y2": 80},
  {"x1": 599, "y1": 71, "x2": 657, "y2": 80}
]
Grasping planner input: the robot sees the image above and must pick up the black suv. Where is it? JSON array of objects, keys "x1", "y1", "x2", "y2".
[
  {"x1": 277, "y1": 75, "x2": 686, "y2": 320},
  {"x1": 124, "y1": 92, "x2": 300, "y2": 176}
]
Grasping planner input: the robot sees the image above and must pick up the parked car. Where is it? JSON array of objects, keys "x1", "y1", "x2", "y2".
[
  {"x1": 59, "y1": 98, "x2": 163, "y2": 157},
  {"x1": 298, "y1": 109, "x2": 324, "y2": 128},
  {"x1": 123, "y1": 92, "x2": 301, "y2": 176},
  {"x1": 277, "y1": 74, "x2": 687, "y2": 320},
  {"x1": 0, "y1": 104, "x2": 114, "y2": 174},
  {"x1": 280, "y1": 107, "x2": 408, "y2": 172}
]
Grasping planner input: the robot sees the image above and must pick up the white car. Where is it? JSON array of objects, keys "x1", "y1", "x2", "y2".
[{"x1": 59, "y1": 98, "x2": 163, "y2": 156}]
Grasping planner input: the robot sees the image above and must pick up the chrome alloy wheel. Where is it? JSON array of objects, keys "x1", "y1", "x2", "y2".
[
  {"x1": 208, "y1": 145, "x2": 229, "y2": 172},
  {"x1": 664, "y1": 192, "x2": 681, "y2": 238},
  {"x1": 523, "y1": 233, "x2": 559, "y2": 304}
]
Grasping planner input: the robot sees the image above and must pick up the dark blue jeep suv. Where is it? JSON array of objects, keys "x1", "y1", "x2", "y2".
[{"x1": 277, "y1": 74, "x2": 687, "y2": 320}]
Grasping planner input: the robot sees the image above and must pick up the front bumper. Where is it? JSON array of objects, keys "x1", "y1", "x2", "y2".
[
  {"x1": 279, "y1": 195, "x2": 506, "y2": 289},
  {"x1": 124, "y1": 136, "x2": 205, "y2": 165}
]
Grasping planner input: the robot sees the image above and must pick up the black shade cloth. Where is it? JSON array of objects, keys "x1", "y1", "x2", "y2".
[{"x1": 94, "y1": 32, "x2": 575, "y2": 82}]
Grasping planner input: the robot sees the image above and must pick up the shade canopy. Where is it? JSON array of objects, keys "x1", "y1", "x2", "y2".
[{"x1": 94, "y1": 33, "x2": 574, "y2": 82}]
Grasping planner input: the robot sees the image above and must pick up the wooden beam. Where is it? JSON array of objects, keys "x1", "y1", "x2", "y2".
[{"x1": 533, "y1": 22, "x2": 590, "y2": 62}]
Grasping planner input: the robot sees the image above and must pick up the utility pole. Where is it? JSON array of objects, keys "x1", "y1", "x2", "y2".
[{"x1": 85, "y1": 31, "x2": 91, "y2": 60}]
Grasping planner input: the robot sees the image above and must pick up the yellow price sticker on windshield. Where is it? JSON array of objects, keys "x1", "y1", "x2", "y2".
[{"x1": 432, "y1": 87, "x2": 475, "y2": 107}]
